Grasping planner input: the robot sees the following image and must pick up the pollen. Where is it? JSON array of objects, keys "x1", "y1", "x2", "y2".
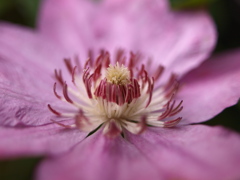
[
  {"x1": 106, "y1": 62, "x2": 130, "y2": 85},
  {"x1": 48, "y1": 50, "x2": 183, "y2": 138}
]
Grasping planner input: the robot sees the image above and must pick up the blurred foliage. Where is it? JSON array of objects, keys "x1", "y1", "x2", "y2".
[
  {"x1": 0, "y1": 0, "x2": 39, "y2": 27},
  {"x1": 0, "y1": 157, "x2": 42, "y2": 180},
  {"x1": 0, "y1": 0, "x2": 240, "y2": 180},
  {"x1": 209, "y1": 0, "x2": 240, "y2": 51},
  {"x1": 203, "y1": 104, "x2": 240, "y2": 132},
  {"x1": 170, "y1": 0, "x2": 216, "y2": 9}
]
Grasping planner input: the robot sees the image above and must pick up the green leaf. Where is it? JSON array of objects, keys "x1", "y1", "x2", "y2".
[{"x1": 0, "y1": 157, "x2": 42, "y2": 180}]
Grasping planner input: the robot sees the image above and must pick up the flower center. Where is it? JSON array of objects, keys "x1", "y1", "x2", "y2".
[
  {"x1": 48, "y1": 50, "x2": 183, "y2": 137},
  {"x1": 106, "y1": 62, "x2": 130, "y2": 85}
]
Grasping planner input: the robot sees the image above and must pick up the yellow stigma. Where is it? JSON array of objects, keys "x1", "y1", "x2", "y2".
[{"x1": 106, "y1": 62, "x2": 130, "y2": 85}]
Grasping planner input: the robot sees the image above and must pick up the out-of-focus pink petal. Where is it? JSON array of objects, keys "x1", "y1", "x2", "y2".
[
  {"x1": 177, "y1": 49, "x2": 240, "y2": 124},
  {"x1": 0, "y1": 57, "x2": 57, "y2": 126},
  {"x1": 127, "y1": 125, "x2": 240, "y2": 180},
  {"x1": 102, "y1": 0, "x2": 168, "y2": 10},
  {"x1": 38, "y1": 0, "x2": 95, "y2": 58},
  {"x1": 38, "y1": 0, "x2": 216, "y2": 76},
  {"x1": 0, "y1": 24, "x2": 74, "y2": 126},
  {"x1": 36, "y1": 131, "x2": 164, "y2": 180},
  {"x1": 0, "y1": 23, "x2": 70, "y2": 70},
  {"x1": 0, "y1": 122, "x2": 86, "y2": 159},
  {"x1": 94, "y1": 0, "x2": 216, "y2": 76}
]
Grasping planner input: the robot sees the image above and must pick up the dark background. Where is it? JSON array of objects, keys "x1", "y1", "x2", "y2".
[{"x1": 0, "y1": 0, "x2": 240, "y2": 179}]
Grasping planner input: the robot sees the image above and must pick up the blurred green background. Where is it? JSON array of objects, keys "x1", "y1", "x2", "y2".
[{"x1": 0, "y1": 0, "x2": 240, "y2": 179}]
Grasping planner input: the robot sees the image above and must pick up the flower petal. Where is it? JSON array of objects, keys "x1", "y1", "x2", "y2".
[
  {"x1": 0, "y1": 52, "x2": 62, "y2": 126},
  {"x1": 0, "y1": 23, "x2": 69, "y2": 70},
  {"x1": 38, "y1": 0, "x2": 216, "y2": 76},
  {"x1": 0, "y1": 122, "x2": 86, "y2": 159},
  {"x1": 38, "y1": 0, "x2": 94, "y2": 57},
  {"x1": 0, "y1": 24, "x2": 74, "y2": 126},
  {"x1": 36, "y1": 131, "x2": 164, "y2": 180},
  {"x1": 0, "y1": 58, "x2": 57, "y2": 126},
  {"x1": 127, "y1": 125, "x2": 240, "y2": 180},
  {"x1": 95, "y1": 0, "x2": 216, "y2": 76},
  {"x1": 177, "y1": 49, "x2": 240, "y2": 124}
]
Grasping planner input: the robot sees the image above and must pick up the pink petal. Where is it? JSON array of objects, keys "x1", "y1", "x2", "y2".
[
  {"x1": 127, "y1": 125, "x2": 240, "y2": 180},
  {"x1": 177, "y1": 49, "x2": 240, "y2": 124},
  {"x1": 38, "y1": 0, "x2": 216, "y2": 76},
  {"x1": 0, "y1": 56, "x2": 56, "y2": 126},
  {"x1": 0, "y1": 122, "x2": 86, "y2": 159},
  {"x1": 38, "y1": 0, "x2": 95, "y2": 58},
  {"x1": 0, "y1": 24, "x2": 74, "y2": 126},
  {"x1": 0, "y1": 23, "x2": 69, "y2": 70},
  {"x1": 94, "y1": 0, "x2": 216, "y2": 76},
  {"x1": 36, "y1": 131, "x2": 164, "y2": 180}
]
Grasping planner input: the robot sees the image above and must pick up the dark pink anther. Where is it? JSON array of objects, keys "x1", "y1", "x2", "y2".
[
  {"x1": 145, "y1": 78, "x2": 154, "y2": 108},
  {"x1": 48, "y1": 104, "x2": 61, "y2": 116},
  {"x1": 137, "y1": 115, "x2": 147, "y2": 134},
  {"x1": 71, "y1": 66, "x2": 77, "y2": 85},
  {"x1": 163, "y1": 117, "x2": 182, "y2": 127},
  {"x1": 95, "y1": 53, "x2": 103, "y2": 66},
  {"x1": 88, "y1": 49, "x2": 94, "y2": 66},
  {"x1": 84, "y1": 74, "x2": 93, "y2": 99},
  {"x1": 50, "y1": 119, "x2": 73, "y2": 128},
  {"x1": 165, "y1": 82, "x2": 179, "y2": 98},
  {"x1": 64, "y1": 58, "x2": 74, "y2": 74},
  {"x1": 92, "y1": 64, "x2": 102, "y2": 82},
  {"x1": 169, "y1": 100, "x2": 183, "y2": 116},
  {"x1": 115, "y1": 49, "x2": 124, "y2": 63},
  {"x1": 74, "y1": 55, "x2": 82, "y2": 73},
  {"x1": 154, "y1": 65, "x2": 164, "y2": 81},
  {"x1": 164, "y1": 74, "x2": 177, "y2": 91},
  {"x1": 75, "y1": 110, "x2": 91, "y2": 129},
  {"x1": 63, "y1": 82, "x2": 73, "y2": 104},
  {"x1": 53, "y1": 82, "x2": 62, "y2": 99},
  {"x1": 54, "y1": 69, "x2": 64, "y2": 86}
]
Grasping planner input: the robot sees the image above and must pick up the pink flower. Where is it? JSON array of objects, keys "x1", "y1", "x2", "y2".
[{"x1": 0, "y1": 0, "x2": 240, "y2": 180}]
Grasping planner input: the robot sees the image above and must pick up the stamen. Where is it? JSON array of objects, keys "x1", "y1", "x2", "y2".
[
  {"x1": 75, "y1": 110, "x2": 96, "y2": 132},
  {"x1": 53, "y1": 82, "x2": 62, "y2": 99},
  {"x1": 63, "y1": 82, "x2": 73, "y2": 104},
  {"x1": 74, "y1": 55, "x2": 82, "y2": 73},
  {"x1": 64, "y1": 58, "x2": 74, "y2": 74},
  {"x1": 153, "y1": 65, "x2": 164, "y2": 81},
  {"x1": 71, "y1": 66, "x2": 77, "y2": 85},
  {"x1": 48, "y1": 50, "x2": 183, "y2": 137},
  {"x1": 48, "y1": 104, "x2": 61, "y2": 116},
  {"x1": 163, "y1": 117, "x2": 182, "y2": 127},
  {"x1": 50, "y1": 119, "x2": 76, "y2": 128},
  {"x1": 145, "y1": 77, "x2": 154, "y2": 108},
  {"x1": 54, "y1": 69, "x2": 64, "y2": 86},
  {"x1": 137, "y1": 115, "x2": 147, "y2": 134},
  {"x1": 106, "y1": 62, "x2": 130, "y2": 85},
  {"x1": 103, "y1": 120, "x2": 122, "y2": 138}
]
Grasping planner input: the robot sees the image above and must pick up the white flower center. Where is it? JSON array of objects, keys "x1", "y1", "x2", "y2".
[
  {"x1": 48, "y1": 50, "x2": 183, "y2": 138},
  {"x1": 106, "y1": 62, "x2": 130, "y2": 85}
]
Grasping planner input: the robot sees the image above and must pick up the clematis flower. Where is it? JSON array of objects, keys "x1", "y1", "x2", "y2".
[{"x1": 0, "y1": 0, "x2": 240, "y2": 180}]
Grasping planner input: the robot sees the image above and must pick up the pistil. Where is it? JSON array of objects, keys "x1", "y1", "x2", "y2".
[{"x1": 48, "y1": 50, "x2": 183, "y2": 137}]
